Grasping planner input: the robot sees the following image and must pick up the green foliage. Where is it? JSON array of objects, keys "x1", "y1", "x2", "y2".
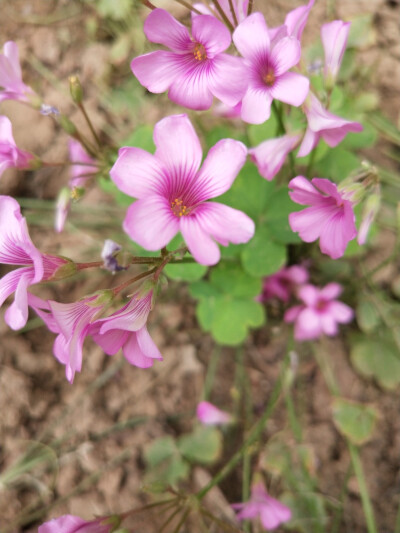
[
  {"x1": 351, "y1": 338, "x2": 400, "y2": 390},
  {"x1": 314, "y1": 147, "x2": 360, "y2": 183},
  {"x1": 332, "y1": 398, "x2": 378, "y2": 445},
  {"x1": 283, "y1": 492, "x2": 328, "y2": 533},
  {"x1": 190, "y1": 262, "x2": 265, "y2": 345},
  {"x1": 95, "y1": 0, "x2": 134, "y2": 20},
  {"x1": 178, "y1": 426, "x2": 222, "y2": 464},
  {"x1": 164, "y1": 262, "x2": 207, "y2": 282}
]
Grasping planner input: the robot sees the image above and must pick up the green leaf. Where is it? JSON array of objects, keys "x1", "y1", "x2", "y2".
[
  {"x1": 282, "y1": 492, "x2": 327, "y2": 533},
  {"x1": 144, "y1": 436, "x2": 176, "y2": 467},
  {"x1": 164, "y1": 262, "x2": 207, "y2": 282},
  {"x1": 332, "y1": 398, "x2": 378, "y2": 445},
  {"x1": 315, "y1": 147, "x2": 360, "y2": 183},
  {"x1": 351, "y1": 339, "x2": 400, "y2": 390},
  {"x1": 210, "y1": 262, "x2": 262, "y2": 298},
  {"x1": 241, "y1": 226, "x2": 287, "y2": 277},
  {"x1": 144, "y1": 436, "x2": 189, "y2": 487},
  {"x1": 196, "y1": 297, "x2": 218, "y2": 332},
  {"x1": 178, "y1": 427, "x2": 222, "y2": 464},
  {"x1": 211, "y1": 296, "x2": 265, "y2": 345},
  {"x1": 247, "y1": 114, "x2": 279, "y2": 145},
  {"x1": 122, "y1": 124, "x2": 155, "y2": 151},
  {"x1": 262, "y1": 188, "x2": 302, "y2": 244},
  {"x1": 98, "y1": 176, "x2": 133, "y2": 207},
  {"x1": 189, "y1": 281, "x2": 220, "y2": 300},
  {"x1": 356, "y1": 299, "x2": 381, "y2": 333},
  {"x1": 341, "y1": 122, "x2": 377, "y2": 150}
]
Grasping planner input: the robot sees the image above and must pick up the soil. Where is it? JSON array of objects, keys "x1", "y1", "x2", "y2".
[{"x1": 0, "y1": 1, "x2": 400, "y2": 532}]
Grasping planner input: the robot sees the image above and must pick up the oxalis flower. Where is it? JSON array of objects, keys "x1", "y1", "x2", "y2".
[
  {"x1": 232, "y1": 482, "x2": 291, "y2": 530},
  {"x1": 110, "y1": 114, "x2": 254, "y2": 265},
  {"x1": 288, "y1": 176, "x2": 357, "y2": 259},
  {"x1": 284, "y1": 282, "x2": 353, "y2": 341},
  {"x1": 131, "y1": 8, "x2": 247, "y2": 110},
  {"x1": 0, "y1": 196, "x2": 68, "y2": 330},
  {"x1": 0, "y1": 41, "x2": 36, "y2": 104},
  {"x1": 0, "y1": 115, "x2": 35, "y2": 178},
  {"x1": 297, "y1": 92, "x2": 363, "y2": 157},
  {"x1": 232, "y1": 12, "x2": 310, "y2": 124}
]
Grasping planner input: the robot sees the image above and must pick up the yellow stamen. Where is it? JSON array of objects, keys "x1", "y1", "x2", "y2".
[{"x1": 193, "y1": 43, "x2": 207, "y2": 62}]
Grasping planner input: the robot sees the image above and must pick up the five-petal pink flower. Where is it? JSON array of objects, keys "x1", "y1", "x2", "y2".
[
  {"x1": 0, "y1": 196, "x2": 67, "y2": 330},
  {"x1": 249, "y1": 133, "x2": 301, "y2": 181},
  {"x1": 0, "y1": 41, "x2": 36, "y2": 104},
  {"x1": 297, "y1": 92, "x2": 363, "y2": 157},
  {"x1": 232, "y1": 12, "x2": 310, "y2": 124},
  {"x1": 110, "y1": 114, "x2": 254, "y2": 265},
  {"x1": 288, "y1": 176, "x2": 357, "y2": 259},
  {"x1": 284, "y1": 282, "x2": 353, "y2": 340},
  {"x1": 131, "y1": 9, "x2": 247, "y2": 110},
  {"x1": 0, "y1": 115, "x2": 34, "y2": 178},
  {"x1": 321, "y1": 20, "x2": 351, "y2": 87},
  {"x1": 259, "y1": 264, "x2": 309, "y2": 303},
  {"x1": 232, "y1": 482, "x2": 291, "y2": 530}
]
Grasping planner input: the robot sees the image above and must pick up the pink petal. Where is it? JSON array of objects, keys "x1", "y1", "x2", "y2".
[
  {"x1": 297, "y1": 127, "x2": 319, "y2": 157},
  {"x1": 321, "y1": 121, "x2": 363, "y2": 147},
  {"x1": 284, "y1": 304, "x2": 303, "y2": 323},
  {"x1": 320, "y1": 313, "x2": 338, "y2": 336},
  {"x1": 153, "y1": 114, "x2": 202, "y2": 181},
  {"x1": 131, "y1": 51, "x2": 187, "y2": 94},
  {"x1": 180, "y1": 215, "x2": 221, "y2": 265},
  {"x1": 271, "y1": 71, "x2": 309, "y2": 106},
  {"x1": 319, "y1": 282, "x2": 342, "y2": 300},
  {"x1": 110, "y1": 146, "x2": 167, "y2": 199},
  {"x1": 144, "y1": 9, "x2": 191, "y2": 51},
  {"x1": 195, "y1": 139, "x2": 247, "y2": 200},
  {"x1": 234, "y1": 502, "x2": 262, "y2": 521},
  {"x1": 288, "y1": 176, "x2": 326, "y2": 206},
  {"x1": 136, "y1": 325, "x2": 163, "y2": 360},
  {"x1": 0, "y1": 268, "x2": 22, "y2": 307},
  {"x1": 295, "y1": 307, "x2": 322, "y2": 340},
  {"x1": 249, "y1": 134, "x2": 300, "y2": 181},
  {"x1": 289, "y1": 205, "x2": 335, "y2": 242},
  {"x1": 3, "y1": 41, "x2": 22, "y2": 79},
  {"x1": 0, "y1": 115, "x2": 14, "y2": 143},
  {"x1": 192, "y1": 15, "x2": 231, "y2": 56},
  {"x1": 4, "y1": 267, "x2": 35, "y2": 330},
  {"x1": 298, "y1": 284, "x2": 320, "y2": 306},
  {"x1": 123, "y1": 197, "x2": 179, "y2": 251},
  {"x1": 38, "y1": 514, "x2": 86, "y2": 533},
  {"x1": 260, "y1": 499, "x2": 292, "y2": 530},
  {"x1": 284, "y1": 0, "x2": 314, "y2": 40},
  {"x1": 197, "y1": 401, "x2": 232, "y2": 425},
  {"x1": 241, "y1": 87, "x2": 272, "y2": 124},
  {"x1": 311, "y1": 177, "x2": 341, "y2": 200},
  {"x1": 328, "y1": 301, "x2": 354, "y2": 323},
  {"x1": 321, "y1": 20, "x2": 351, "y2": 81},
  {"x1": 53, "y1": 334, "x2": 69, "y2": 365},
  {"x1": 270, "y1": 36, "x2": 301, "y2": 76},
  {"x1": 207, "y1": 53, "x2": 248, "y2": 107},
  {"x1": 233, "y1": 12, "x2": 270, "y2": 60},
  {"x1": 98, "y1": 293, "x2": 152, "y2": 334},
  {"x1": 122, "y1": 332, "x2": 155, "y2": 368},
  {"x1": 192, "y1": 202, "x2": 255, "y2": 248},
  {"x1": 318, "y1": 203, "x2": 356, "y2": 258},
  {"x1": 168, "y1": 62, "x2": 214, "y2": 110},
  {"x1": 91, "y1": 326, "x2": 129, "y2": 355}
]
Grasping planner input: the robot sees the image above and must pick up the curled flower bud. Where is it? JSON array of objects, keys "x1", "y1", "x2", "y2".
[
  {"x1": 69, "y1": 75, "x2": 83, "y2": 104},
  {"x1": 321, "y1": 20, "x2": 351, "y2": 89}
]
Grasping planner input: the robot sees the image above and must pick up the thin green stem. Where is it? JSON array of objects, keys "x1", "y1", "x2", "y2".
[
  {"x1": 272, "y1": 101, "x2": 295, "y2": 177},
  {"x1": 330, "y1": 463, "x2": 352, "y2": 533},
  {"x1": 212, "y1": 0, "x2": 234, "y2": 31},
  {"x1": 196, "y1": 363, "x2": 285, "y2": 500},
  {"x1": 227, "y1": 0, "x2": 238, "y2": 26},
  {"x1": 348, "y1": 443, "x2": 377, "y2": 533},
  {"x1": 171, "y1": 508, "x2": 191, "y2": 533},
  {"x1": 78, "y1": 102, "x2": 102, "y2": 149}
]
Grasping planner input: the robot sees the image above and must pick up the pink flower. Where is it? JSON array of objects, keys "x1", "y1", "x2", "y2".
[
  {"x1": 131, "y1": 9, "x2": 247, "y2": 110},
  {"x1": 110, "y1": 114, "x2": 254, "y2": 266},
  {"x1": 288, "y1": 176, "x2": 357, "y2": 259},
  {"x1": 284, "y1": 283, "x2": 353, "y2": 340},
  {"x1": 297, "y1": 92, "x2": 363, "y2": 157},
  {"x1": 269, "y1": 0, "x2": 315, "y2": 44},
  {"x1": 0, "y1": 41, "x2": 36, "y2": 104},
  {"x1": 39, "y1": 514, "x2": 115, "y2": 533},
  {"x1": 0, "y1": 196, "x2": 67, "y2": 330},
  {"x1": 0, "y1": 115, "x2": 34, "y2": 177},
  {"x1": 259, "y1": 264, "x2": 309, "y2": 303},
  {"x1": 249, "y1": 134, "x2": 301, "y2": 181},
  {"x1": 193, "y1": 0, "x2": 249, "y2": 27},
  {"x1": 90, "y1": 290, "x2": 162, "y2": 369},
  {"x1": 55, "y1": 140, "x2": 98, "y2": 233},
  {"x1": 197, "y1": 401, "x2": 232, "y2": 425},
  {"x1": 232, "y1": 12, "x2": 309, "y2": 124},
  {"x1": 321, "y1": 20, "x2": 351, "y2": 87},
  {"x1": 232, "y1": 482, "x2": 291, "y2": 530}
]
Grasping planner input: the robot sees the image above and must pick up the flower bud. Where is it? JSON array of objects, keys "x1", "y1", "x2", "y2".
[
  {"x1": 358, "y1": 192, "x2": 380, "y2": 245},
  {"x1": 69, "y1": 75, "x2": 83, "y2": 104}
]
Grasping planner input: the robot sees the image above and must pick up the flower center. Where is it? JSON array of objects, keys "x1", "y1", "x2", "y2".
[
  {"x1": 171, "y1": 198, "x2": 188, "y2": 217},
  {"x1": 262, "y1": 69, "x2": 275, "y2": 87},
  {"x1": 193, "y1": 43, "x2": 207, "y2": 62},
  {"x1": 316, "y1": 299, "x2": 328, "y2": 312}
]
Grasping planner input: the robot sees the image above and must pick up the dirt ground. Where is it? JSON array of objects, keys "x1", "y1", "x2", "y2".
[{"x1": 0, "y1": 1, "x2": 400, "y2": 532}]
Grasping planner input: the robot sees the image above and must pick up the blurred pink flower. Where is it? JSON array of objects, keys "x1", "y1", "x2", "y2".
[
  {"x1": 131, "y1": 9, "x2": 247, "y2": 110},
  {"x1": 0, "y1": 116, "x2": 34, "y2": 177},
  {"x1": 197, "y1": 401, "x2": 232, "y2": 425},
  {"x1": 39, "y1": 514, "x2": 115, "y2": 533},
  {"x1": 192, "y1": 0, "x2": 249, "y2": 26},
  {"x1": 297, "y1": 92, "x2": 363, "y2": 157},
  {"x1": 0, "y1": 196, "x2": 66, "y2": 330},
  {"x1": 288, "y1": 176, "x2": 357, "y2": 259},
  {"x1": 90, "y1": 290, "x2": 162, "y2": 369},
  {"x1": 259, "y1": 264, "x2": 309, "y2": 303},
  {"x1": 321, "y1": 20, "x2": 351, "y2": 86},
  {"x1": 232, "y1": 482, "x2": 291, "y2": 530},
  {"x1": 249, "y1": 133, "x2": 301, "y2": 181},
  {"x1": 110, "y1": 114, "x2": 254, "y2": 266},
  {"x1": 232, "y1": 12, "x2": 309, "y2": 124},
  {"x1": 0, "y1": 41, "x2": 36, "y2": 104},
  {"x1": 284, "y1": 282, "x2": 353, "y2": 340}
]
